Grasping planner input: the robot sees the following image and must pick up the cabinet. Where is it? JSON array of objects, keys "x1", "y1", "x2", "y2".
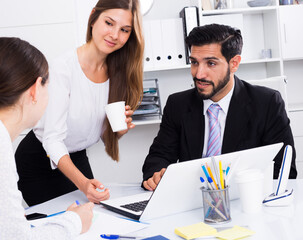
[
  {"x1": 196, "y1": 1, "x2": 303, "y2": 110},
  {"x1": 144, "y1": 0, "x2": 302, "y2": 112},
  {"x1": 279, "y1": 5, "x2": 303, "y2": 60},
  {"x1": 197, "y1": 1, "x2": 282, "y2": 79}
]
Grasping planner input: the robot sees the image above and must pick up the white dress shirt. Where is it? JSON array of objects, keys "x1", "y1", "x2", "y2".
[
  {"x1": 0, "y1": 120, "x2": 82, "y2": 239},
  {"x1": 34, "y1": 50, "x2": 109, "y2": 169},
  {"x1": 202, "y1": 81, "x2": 235, "y2": 157}
]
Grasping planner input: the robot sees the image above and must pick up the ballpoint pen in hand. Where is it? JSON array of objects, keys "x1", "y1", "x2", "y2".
[
  {"x1": 100, "y1": 234, "x2": 138, "y2": 239},
  {"x1": 47, "y1": 200, "x2": 80, "y2": 218}
]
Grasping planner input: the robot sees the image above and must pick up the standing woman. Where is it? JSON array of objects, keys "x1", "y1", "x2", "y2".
[
  {"x1": 0, "y1": 37, "x2": 94, "y2": 239},
  {"x1": 15, "y1": 0, "x2": 144, "y2": 206}
]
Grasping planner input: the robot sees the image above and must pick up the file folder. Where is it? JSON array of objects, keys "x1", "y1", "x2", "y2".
[
  {"x1": 161, "y1": 18, "x2": 186, "y2": 67},
  {"x1": 143, "y1": 21, "x2": 154, "y2": 70},
  {"x1": 180, "y1": 6, "x2": 199, "y2": 64},
  {"x1": 149, "y1": 19, "x2": 164, "y2": 68}
]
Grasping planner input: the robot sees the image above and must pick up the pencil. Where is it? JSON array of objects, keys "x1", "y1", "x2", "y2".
[
  {"x1": 206, "y1": 163, "x2": 218, "y2": 190},
  {"x1": 219, "y1": 160, "x2": 224, "y2": 190}
]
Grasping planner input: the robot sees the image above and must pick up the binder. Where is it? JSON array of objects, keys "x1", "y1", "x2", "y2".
[
  {"x1": 149, "y1": 19, "x2": 164, "y2": 68},
  {"x1": 143, "y1": 21, "x2": 154, "y2": 70},
  {"x1": 179, "y1": 6, "x2": 199, "y2": 64},
  {"x1": 161, "y1": 18, "x2": 186, "y2": 67},
  {"x1": 202, "y1": 0, "x2": 213, "y2": 10}
]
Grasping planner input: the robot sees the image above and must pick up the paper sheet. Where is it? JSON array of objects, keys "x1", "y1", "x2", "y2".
[
  {"x1": 76, "y1": 211, "x2": 148, "y2": 240},
  {"x1": 29, "y1": 211, "x2": 148, "y2": 240}
]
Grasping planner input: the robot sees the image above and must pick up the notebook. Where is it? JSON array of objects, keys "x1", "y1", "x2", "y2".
[{"x1": 100, "y1": 143, "x2": 283, "y2": 221}]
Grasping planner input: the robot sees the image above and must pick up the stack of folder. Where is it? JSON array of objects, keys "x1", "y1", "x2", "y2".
[{"x1": 133, "y1": 79, "x2": 162, "y2": 121}]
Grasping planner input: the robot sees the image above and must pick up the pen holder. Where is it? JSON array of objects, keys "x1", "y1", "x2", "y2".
[{"x1": 201, "y1": 186, "x2": 231, "y2": 224}]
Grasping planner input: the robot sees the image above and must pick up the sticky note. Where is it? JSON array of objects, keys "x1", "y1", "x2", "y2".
[
  {"x1": 174, "y1": 222, "x2": 217, "y2": 240},
  {"x1": 214, "y1": 225, "x2": 255, "y2": 240}
]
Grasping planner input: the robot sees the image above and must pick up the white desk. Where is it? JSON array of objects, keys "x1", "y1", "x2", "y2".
[{"x1": 26, "y1": 180, "x2": 303, "y2": 240}]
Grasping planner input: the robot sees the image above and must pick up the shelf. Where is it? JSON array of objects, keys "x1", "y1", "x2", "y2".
[
  {"x1": 144, "y1": 58, "x2": 281, "y2": 72},
  {"x1": 241, "y1": 58, "x2": 281, "y2": 64},
  {"x1": 283, "y1": 57, "x2": 303, "y2": 62},
  {"x1": 289, "y1": 103, "x2": 303, "y2": 112},
  {"x1": 144, "y1": 64, "x2": 190, "y2": 72},
  {"x1": 133, "y1": 119, "x2": 161, "y2": 126},
  {"x1": 201, "y1": 6, "x2": 277, "y2": 16}
]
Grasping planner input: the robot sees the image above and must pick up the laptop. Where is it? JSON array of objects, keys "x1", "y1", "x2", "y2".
[{"x1": 100, "y1": 143, "x2": 283, "y2": 221}]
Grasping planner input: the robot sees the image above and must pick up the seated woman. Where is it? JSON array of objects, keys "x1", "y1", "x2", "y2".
[{"x1": 0, "y1": 37, "x2": 94, "y2": 239}]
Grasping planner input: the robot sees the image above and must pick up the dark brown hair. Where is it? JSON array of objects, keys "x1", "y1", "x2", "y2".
[
  {"x1": 0, "y1": 37, "x2": 48, "y2": 109},
  {"x1": 86, "y1": 0, "x2": 144, "y2": 161},
  {"x1": 186, "y1": 24, "x2": 243, "y2": 63}
]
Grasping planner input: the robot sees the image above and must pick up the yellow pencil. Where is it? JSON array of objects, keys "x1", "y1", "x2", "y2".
[
  {"x1": 219, "y1": 160, "x2": 224, "y2": 190},
  {"x1": 206, "y1": 163, "x2": 218, "y2": 190}
]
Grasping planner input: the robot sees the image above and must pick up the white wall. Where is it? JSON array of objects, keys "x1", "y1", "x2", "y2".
[
  {"x1": 0, "y1": 0, "x2": 78, "y2": 62},
  {"x1": 5, "y1": 0, "x2": 303, "y2": 183},
  {"x1": 87, "y1": 124, "x2": 159, "y2": 183},
  {"x1": 5, "y1": 0, "x2": 168, "y2": 184}
]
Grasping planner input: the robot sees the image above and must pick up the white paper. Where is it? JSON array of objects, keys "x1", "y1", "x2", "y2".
[
  {"x1": 29, "y1": 211, "x2": 148, "y2": 240},
  {"x1": 77, "y1": 211, "x2": 148, "y2": 240}
]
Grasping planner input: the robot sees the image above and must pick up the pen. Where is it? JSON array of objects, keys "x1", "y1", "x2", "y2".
[
  {"x1": 211, "y1": 156, "x2": 221, "y2": 189},
  {"x1": 47, "y1": 201, "x2": 79, "y2": 218},
  {"x1": 206, "y1": 163, "x2": 218, "y2": 190},
  {"x1": 205, "y1": 198, "x2": 222, "y2": 218},
  {"x1": 202, "y1": 165, "x2": 210, "y2": 180},
  {"x1": 47, "y1": 210, "x2": 66, "y2": 218},
  {"x1": 204, "y1": 198, "x2": 228, "y2": 221},
  {"x1": 226, "y1": 157, "x2": 240, "y2": 185},
  {"x1": 207, "y1": 177, "x2": 217, "y2": 190},
  {"x1": 200, "y1": 176, "x2": 207, "y2": 189},
  {"x1": 225, "y1": 164, "x2": 231, "y2": 176},
  {"x1": 100, "y1": 234, "x2": 137, "y2": 239}
]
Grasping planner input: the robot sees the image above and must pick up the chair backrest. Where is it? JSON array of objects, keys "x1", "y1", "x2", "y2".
[{"x1": 246, "y1": 76, "x2": 288, "y2": 113}]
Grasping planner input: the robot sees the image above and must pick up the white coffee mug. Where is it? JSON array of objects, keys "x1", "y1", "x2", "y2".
[
  {"x1": 105, "y1": 101, "x2": 127, "y2": 132},
  {"x1": 235, "y1": 169, "x2": 264, "y2": 214}
]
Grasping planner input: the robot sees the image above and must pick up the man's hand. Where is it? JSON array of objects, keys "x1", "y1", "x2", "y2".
[{"x1": 143, "y1": 168, "x2": 166, "y2": 191}]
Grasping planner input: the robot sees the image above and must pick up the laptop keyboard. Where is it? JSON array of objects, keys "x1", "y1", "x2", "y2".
[{"x1": 120, "y1": 200, "x2": 149, "y2": 212}]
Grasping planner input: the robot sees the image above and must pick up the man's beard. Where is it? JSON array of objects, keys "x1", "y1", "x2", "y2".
[{"x1": 194, "y1": 67, "x2": 231, "y2": 100}]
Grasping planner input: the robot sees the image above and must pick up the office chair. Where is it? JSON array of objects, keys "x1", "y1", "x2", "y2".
[{"x1": 246, "y1": 76, "x2": 289, "y2": 113}]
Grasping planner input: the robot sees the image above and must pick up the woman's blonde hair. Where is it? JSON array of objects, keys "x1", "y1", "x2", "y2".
[{"x1": 86, "y1": 0, "x2": 144, "y2": 161}]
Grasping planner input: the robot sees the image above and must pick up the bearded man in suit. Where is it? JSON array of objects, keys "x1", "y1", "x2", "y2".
[{"x1": 142, "y1": 23, "x2": 297, "y2": 191}]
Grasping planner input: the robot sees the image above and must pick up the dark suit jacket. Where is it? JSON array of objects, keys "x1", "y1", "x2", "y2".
[{"x1": 142, "y1": 76, "x2": 297, "y2": 182}]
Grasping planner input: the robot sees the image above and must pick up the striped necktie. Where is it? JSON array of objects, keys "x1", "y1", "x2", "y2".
[{"x1": 206, "y1": 104, "x2": 222, "y2": 157}]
